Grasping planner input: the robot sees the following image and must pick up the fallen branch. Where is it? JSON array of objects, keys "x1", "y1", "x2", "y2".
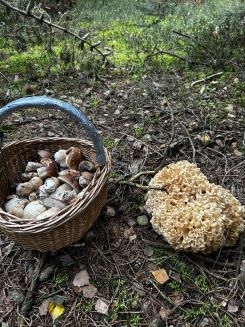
[
  {"x1": 115, "y1": 179, "x2": 167, "y2": 191},
  {"x1": 191, "y1": 72, "x2": 223, "y2": 87},
  {"x1": 0, "y1": 0, "x2": 111, "y2": 60},
  {"x1": 145, "y1": 48, "x2": 189, "y2": 62}
]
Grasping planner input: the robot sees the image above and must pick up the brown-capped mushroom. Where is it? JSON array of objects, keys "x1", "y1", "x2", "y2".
[
  {"x1": 66, "y1": 147, "x2": 84, "y2": 170},
  {"x1": 29, "y1": 192, "x2": 38, "y2": 202},
  {"x1": 16, "y1": 182, "x2": 34, "y2": 197},
  {"x1": 40, "y1": 158, "x2": 58, "y2": 177},
  {"x1": 79, "y1": 171, "x2": 94, "y2": 188},
  {"x1": 29, "y1": 176, "x2": 43, "y2": 191},
  {"x1": 38, "y1": 149, "x2": 52, "y2": 159},
  {"x1": 25, "y1": 162, "x2": 43, "y2": 172},
  {"x1": 54, "y1": 149, "x2": 67, "y2": 168},
  {"x1": 43, "y1": 177, "x2": 60, "y2": 193},
  {"x1": 58, "y1": 169, "x2": 79, "y2": 178},
  {"x1": 79, "y1": 160, "x2": 96, "y2": 173},
  {"x1": 81, "y1": 171, "x2": 94, "y2": 181},
  {"x1": 58, "y1": 175, "x2": 80, "y2": 192}
]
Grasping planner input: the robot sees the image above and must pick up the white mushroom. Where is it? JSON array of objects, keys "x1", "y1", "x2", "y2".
[
  {"x1": 37, "y1": 185, "x2": 50, "y2": 200},
  {"x1": 51, "y1": 189, "x2": 77, "y2": 203},
  {"x1": 25, "y1": 162, "x2": 43, "y2": 172},
  {"x1": 23, "y1": 200, "x2": 47, "y2": 219},
  {"x1": 36, "y1": 207, "x2": 61, "y2": 220},
  {"x1": 51, "y1": 183, "x2": 72, "y2": 200},
  {"x1": 43, "y1": 177, "x2": 60, "y2": 193},
  {"x1": 43, "y1": 197, "x2": 66, "y2": 210},
  {"x1": 5, "y1": 198, "x2": 28, "y2": 216},
  {"x1": 54, "y1": 149, "x2": 67, "y2": 168}
]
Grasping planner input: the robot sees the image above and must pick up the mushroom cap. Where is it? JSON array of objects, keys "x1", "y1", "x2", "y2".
[
  {"x1": 38, "y1": 150, "x2": 52, "y2": 159},
  {"x1": 11, "y1": 207, "x2": 24, "y2": 218},
  {"x1": 21, "y1": 172, "x2": 39, "y2": 182},
  {"x1": 54, "y1": 149, "x2": 67, "y2": 168},
  {"x1": 5, "y1": 197, "x2": 28, "y2": 213},
  {"x1": 29, "y1": 177, "x2": 43, "y2": 191},
  {"x1": 59, "y1": 169, "x2": 79, "y2": 178},
  {"x1": 79, "y1": 176, "x2": 89, "y2": 188},
  {"x1": 37, "y1": 185, "x2": 50, "y2": 200},
  {"x1": 16, "y1": 182, "x2": 34, "y2": 197},
  {"x1": 25, "y1": 162, "x2": 43, "y2": 172},
  {"x1": 58, "y1": 175, "x2": 80, "y2": 192},
  {"x1": 23, "y1": 200, "x2": 47, "y2": 219},
  {"x1": 43, "y1": 197, "x2": 67, "y2": 210},
  {"x1": 43, "y1": 177, "x2": 60, "y2": 193},
  {"x1": 81, "y1": 171, "x2": 94, "y2": 181},
  {"x1": 40, "y1": 158, "x2": 58, "y2": 177},
  {"x1": 79, "y1": 160, "x2": 96, "y2": 173},
  {"x1": 66, "y1": 147, "x2": 84, "y2": 170}
]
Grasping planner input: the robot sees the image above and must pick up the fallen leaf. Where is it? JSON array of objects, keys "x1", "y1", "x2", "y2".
[
  {"x1": 240, "y1": 260, "x2": 245, "y2": 272},
  {"x1": 58, "y1": 254, "x2": 75, "y2": 267},
  {"x1": 39, "y1": 299, "x2": 50, "y2": 316},
  {"x1": 48, "y1": 302, "x2": 65, "y2": 321},
  {"x1": 227, "y1": 300, "x2": 239, "y2": 313},
  {"x1": 131, "y1": 281, "x2": 146, "y2": 297},
  {"x1": 151, "y1": 268, "x2": 169, "y2": 284},
  {"x1": 197, "y1": 134, "x2": 210, "y2": 143},
  {"x1": 143, "y1": 246, "x2": 154, "y2": 257},
  {"x1": 233, "y1": 149, "x2": 243, "y2": 157},
  {"x1": 82, "y1": 285, "x2": 98, "y2": 299},
  {"x1": 95, "y1": 298, "x2": 109, "y2": 315},
  {"x1": 73, "y1": 270, "x2": 90, "y2": 287},
  {"x1": 169, "y1": 292, "x2": 184, "y2": 305},
  {"x1": 159, "y1": 307, "x2": 171, "y2": 320}
]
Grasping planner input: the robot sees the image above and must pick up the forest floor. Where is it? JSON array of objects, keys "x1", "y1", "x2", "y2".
[{"x1": 0, "y1": 66, "x2": 244, "y2": 327}]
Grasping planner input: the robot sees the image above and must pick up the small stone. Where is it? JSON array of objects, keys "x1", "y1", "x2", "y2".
[
  {"x1": 133, "y1": 140, "x2": 142, "y2": 150},
  {"x1": 143, "y1": 246, "x2": 154, "y2": 257},
  {"x1": 200, "y1": 318, "x2": 210, "y2": 327},
  {"x1": 106, "y1": 206, "x2": 116, "y2": 217},
  {"x1": 9, "y1": 290, "x2": 25, "y2": 304},
  {"x1": 137, "y1": 215, "x2": 149, "y2": 226}
]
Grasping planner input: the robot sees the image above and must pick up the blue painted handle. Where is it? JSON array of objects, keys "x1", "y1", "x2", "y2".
[{"x1": 0, "y1": 96, "x2": 106, "y2": 165}]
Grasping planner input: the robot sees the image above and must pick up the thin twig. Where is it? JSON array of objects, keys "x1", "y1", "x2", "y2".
[{"x1": 0, "y1": 0, "x2": 110, "y2": 59}]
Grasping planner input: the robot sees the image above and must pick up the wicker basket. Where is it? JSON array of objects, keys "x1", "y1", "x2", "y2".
[{"x1": 0, "y1": 96, "x2": 111, "y2": 252}]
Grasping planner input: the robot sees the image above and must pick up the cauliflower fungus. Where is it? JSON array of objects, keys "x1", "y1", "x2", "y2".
[{"x1": 146, "y1": 160, "x2": 245, "y2": 253}]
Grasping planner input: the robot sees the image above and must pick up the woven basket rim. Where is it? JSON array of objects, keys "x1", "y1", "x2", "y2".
[{"x1": 0, "y1": 137, "x2": 111, "y2": 234}]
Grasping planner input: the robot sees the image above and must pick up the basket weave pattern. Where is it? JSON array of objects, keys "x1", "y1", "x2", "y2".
[{"x1": 0, "y1": 137, "x2": 111, "y2": 252}]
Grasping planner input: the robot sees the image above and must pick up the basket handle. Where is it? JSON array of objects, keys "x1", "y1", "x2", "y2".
[{"x1": 0, "y1": 96, "x2": 106, "y2": 166}]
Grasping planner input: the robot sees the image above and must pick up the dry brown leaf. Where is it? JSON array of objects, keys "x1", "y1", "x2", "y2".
[
  {"x1": 82, "y1": 285, "x2": 98, "y2": 299},
  {"x1": 95, "y1": 298, "x2": 109, "y2": 315},
  {"x1": 159, "y1": 307, "x2": 171, "y2": 320},
  {"x1": 73, "y1": 270, "x2": 90, "y2": 287},
  {"x1": 227, "y1": 300, "x2": 239, "y2": 313},
  {"x1": 151, "y1": 268, "x2": 169, "y2": 284},
  {"x1": 39, "y1": 299, "x2": 50, "y2": 316}
]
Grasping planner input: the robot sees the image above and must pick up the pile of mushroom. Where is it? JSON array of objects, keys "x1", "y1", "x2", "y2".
[
  {"x1": 4, "y1": 147, "x2": 96, "y2": 220},
  {"x1": 146, "y1": 160, "x2": 245, "y2": 253}
]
